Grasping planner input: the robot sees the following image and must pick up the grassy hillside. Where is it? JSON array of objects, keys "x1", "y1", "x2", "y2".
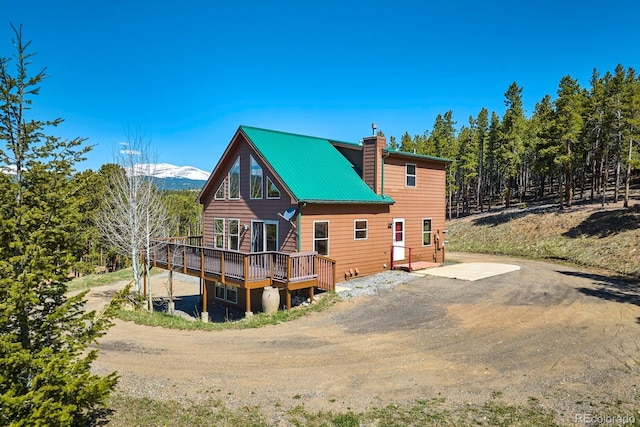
[{"x1": 446, "y1": 202, "x2": 640, "y2": 278}]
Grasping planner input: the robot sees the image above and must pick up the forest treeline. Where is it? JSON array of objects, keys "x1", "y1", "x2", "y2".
[
  {"x1": 71, "y1": 163, "x2": 202, "y2": 274},
  {"x1": 387, "y1": 64, "x2": 640, "y2": 218}
]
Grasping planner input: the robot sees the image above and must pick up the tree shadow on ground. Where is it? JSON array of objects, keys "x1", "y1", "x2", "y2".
[
  {"x1": 472, "y1": 204, "x2": 559, "y2": 227},
  {"x1": 558, "y1": 270, "x2": 640, "y2": 307},
  {"x1": 563, "y1": 207, "x2": 640, "y2": 238},
  {"x1": 153, "y1": 294, "x2": 245, "y2": 322}
]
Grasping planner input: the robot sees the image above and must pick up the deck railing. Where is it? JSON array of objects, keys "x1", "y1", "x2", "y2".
[{"x1": 150, "y1": 238, "x2": 335, "y2": 290}]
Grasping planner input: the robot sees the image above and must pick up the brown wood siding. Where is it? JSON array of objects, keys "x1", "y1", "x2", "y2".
[
  {"x1": 299, "y1": 204, "x2": 391, "y2": 278},
  {"x1": 384, "y1": 155, "x2": 447, "y2": 264},
  {"x1": 298, "y1": 155, "x2": 447, "y2": 279},
  {"x1": 201, "y1": 135, "x2": 297, "y2": 253}
]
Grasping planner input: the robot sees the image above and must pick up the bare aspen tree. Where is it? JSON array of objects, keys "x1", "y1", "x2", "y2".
[{"x1": 98, "y1": 131, "x2": 168, "y2": 311}]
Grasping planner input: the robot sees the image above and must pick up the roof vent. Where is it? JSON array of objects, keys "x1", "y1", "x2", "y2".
[{"x1": 371, "y1": 123, "x2": 377, "y2": 135}]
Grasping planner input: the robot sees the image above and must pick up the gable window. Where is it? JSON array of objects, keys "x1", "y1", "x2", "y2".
[
  {"x1": 250, "y1": 155, "x2": 263, "y2": 199},
  {"x1": 267, "y1": 177, "x2": 280, "y2": 199},
  {"x1": 228, "y1": 219, "x2": 239, "y2": 251},
  {"x1": 406, "y1": 163, "x2": 416, "y2": 187},
  {"x1": 214, "y1": 218, "x2": 224, "y2": 248},
  {"x1": 354, "y1": 220, "x2": 368, "y2": 240},
  {"x1": 229, "y1": 157, "x2": 240, "y2": 199},
  {"x1": 422, "y1": 218, "x2": 432, "y2": 246},
  {"x1": 313, "y1": 221, "x2": 329, "y2": 255},
  {"x1": 214, "y1": 181, "x2": 225, "y2": 200}
]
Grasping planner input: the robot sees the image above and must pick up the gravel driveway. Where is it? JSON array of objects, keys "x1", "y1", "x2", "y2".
[{"x1": 89, "y1": 252, "x2": 640, "y2": 424}]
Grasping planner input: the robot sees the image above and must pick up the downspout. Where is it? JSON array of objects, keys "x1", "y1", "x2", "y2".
[{"x1": 297, "y1": 202, "x2": 307, "y2": 252}]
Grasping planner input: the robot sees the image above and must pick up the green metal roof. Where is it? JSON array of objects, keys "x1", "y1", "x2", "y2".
[{"x1": 240, "y1": 126, "x2": 394, "y2": 204}]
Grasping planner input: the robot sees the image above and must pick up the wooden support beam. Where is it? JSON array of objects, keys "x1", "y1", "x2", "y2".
[
  {"x1": 202, "y1": 278, "x2": 207, "y2": 315},
  {"x1": 286, "y1": 289, "x2": 291, "y2": 310},
  {"x1": 245, "y1": 288, "x2": 251, "y2": 313}
]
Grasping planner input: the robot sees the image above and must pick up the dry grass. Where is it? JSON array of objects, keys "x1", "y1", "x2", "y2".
[{"x1": 446, "y1": 202, "x2": 640, "y2": 278}]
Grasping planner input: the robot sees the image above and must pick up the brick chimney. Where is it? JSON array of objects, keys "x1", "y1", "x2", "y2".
[{"x1": 362, "y1": 135, "x2": 386, "y2": 194}]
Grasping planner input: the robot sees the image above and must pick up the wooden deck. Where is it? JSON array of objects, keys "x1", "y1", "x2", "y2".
[{"x1": 149, "y1": 237, "x2": 336, "y2": 313}]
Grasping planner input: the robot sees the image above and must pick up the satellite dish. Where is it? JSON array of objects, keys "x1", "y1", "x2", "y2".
[{"x1": 281, "y1": 207, "x2": 296, "y2": 221}]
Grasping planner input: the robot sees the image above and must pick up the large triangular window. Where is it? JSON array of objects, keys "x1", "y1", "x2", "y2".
[
  {"x1": 267, "y1": 177, "x2": 280, "y2": 199},
  {"x1": 214, "y1": 181, "x2": 225, "y2": 200}
]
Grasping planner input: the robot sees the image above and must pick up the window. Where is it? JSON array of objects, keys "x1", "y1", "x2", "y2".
[
  {"x1": 313, "y1": 221, "x2": 329, "y2": 255},
  {"x1": 214, "y1": 218, "x2": 224, "y2": 248},
  {"x1": 250, "y1": 155, "x2": 263, "y2": 199},
  {"x1": 266, "y1": 177, "x2": 280, "y2": 199},
  {"x1": 215, "y1": 283, "x2": 238, "y2": 304},
  {"x1": 228, "y1": 219, "x2": 239, "y2": 251},
  {"x1": 226, "y1": 286, "x2": 238, "y2": 304},
  {"x1": 214, "y1": 181, "x2": 225, "y2": 200},
  {"x1": 354, "y1": 220, "x2": 368, "y2": 240},
  {"x1": 215, "y1": 283, "x2": 225, "y2": 299},
  {"x1": 251, "y1": 221, "x2": 278, "y2": 252},
  {"x1": 229, "y1": 157, "x2": 240, "y2": 199},
  {"x1": 422, "y1": 219, "x2": 432, "y2": 246},
  {"x1": 406, "y1": 163, "x2": 416, "y2": 187}
]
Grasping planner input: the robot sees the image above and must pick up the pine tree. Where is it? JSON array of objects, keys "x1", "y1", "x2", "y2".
[
  {"x1": 499, "y1": 82, "x2": 526, "y2": 208},
  {"x1": 0, "y1": 25, "x2": 125, "y2": 425}
]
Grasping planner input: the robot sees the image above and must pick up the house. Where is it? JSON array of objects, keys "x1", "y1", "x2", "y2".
[{"x1": 151, "y1": 125, "x2": 449, "y2": 318}]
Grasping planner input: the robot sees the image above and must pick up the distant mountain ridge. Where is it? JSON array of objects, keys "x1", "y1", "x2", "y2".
[
  {"x1": 129, "y1": 163, "x2": 210, "y2": 181},
  {"x1": 130, "y1": 163, "x2": 210, "y2": 191}
]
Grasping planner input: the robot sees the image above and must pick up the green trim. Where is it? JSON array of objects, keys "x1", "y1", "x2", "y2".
[{"x1": 385, "y1": 148, "x2": 452, "y2": 163}]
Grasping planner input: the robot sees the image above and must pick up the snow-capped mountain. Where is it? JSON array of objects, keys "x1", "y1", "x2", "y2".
[
  {"x1": 128, "y1": 163, "x2": 210, "y2": 181},
  {"x1": 0, "y1": 165, "x2": 17, "y2": 175}
]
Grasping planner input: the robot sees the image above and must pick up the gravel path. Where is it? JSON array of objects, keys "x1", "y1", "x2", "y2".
[{"x1": 86, "y1": 253, "x2": 640, "y2": 424}]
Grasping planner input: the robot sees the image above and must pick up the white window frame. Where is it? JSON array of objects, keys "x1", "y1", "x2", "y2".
[
  {"x1": 225, "y1": 285, "x2": 238, "y2": 304},
  {"x1": 354, "y1": 219, "x2": 368, "y2": 240},
  {"x1": 214, "y1": 181, "x2": 225, "y2": 200},
  {"x1": 214, "y1": 218, "x2": 225, "y2": 249},
  {"x1": 228, "y1": 157, "x2": 240, "y2": 200},
  {"x1": 266, "y1": 176, "x2": 281, "y2": 199},
  {"x1": 250, "y1": 155, "x2": 263, "y2": 199},
  {"x1": 313, "y1": 220, "x2": 329, "y2": 256},
  {"x1": 406, "y1": 163, "x2": 416, "y2": 187},
  {"x1": 215, "y1": 283, "x2": 225, "y2": 299},
  {"x1": 422, "y1": 218, "x2": 433, "y2": 246},
  {"x1": 215, "y1": 283, "x2": 238, "y2": 304},
  {"x1": 228, "y1": 218, "x2": 240, "y2": 251}
]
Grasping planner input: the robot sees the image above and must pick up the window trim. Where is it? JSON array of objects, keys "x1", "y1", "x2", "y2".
[
  {"x1": 406, "y1": 163, "x2": 417, "y2": 187},
  {"x1": 422, "y1": 218, "x2": 433, "y2": 246},
  {"x1": 215, "y1": 283, "x2": 238, "y2": 304},
  {"x1": 228, "y1": 218, "x2": 240, "y2": 251},
  {"x1": 354, "y1": 219, "x2": 368, "y2": 240},
  {"x1": 214, "y1": 181, "x2": 225, "y2": 200},
  {"x1": 313, "y1": 220, "x2": 330, "y2": 256},
  {"x1": 266, "y1": 176, "x2": 281, "y2": 199},
  {"x1": 249, "y1": 155, "x2": 263, "y2": 199},
  {"x1": 228, "y1": 157, "x2": 240, "y2": 200},
  {"x1": 214, "y1": 218, "x2": 225, "y2": 249}
]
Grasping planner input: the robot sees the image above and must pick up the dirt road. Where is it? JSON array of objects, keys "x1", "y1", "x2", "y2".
[{"x1": 89, "y1": 253, "x2": 640, "y2": 422}]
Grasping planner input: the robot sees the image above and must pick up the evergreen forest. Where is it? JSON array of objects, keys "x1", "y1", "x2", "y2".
[{"x1": 388, "y1": 65, "x2": 640, "y2": 218}]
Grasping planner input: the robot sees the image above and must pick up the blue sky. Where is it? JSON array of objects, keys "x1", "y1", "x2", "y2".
[{"x1": 3, "y1": 0, "x2": 640, "y2": 172}]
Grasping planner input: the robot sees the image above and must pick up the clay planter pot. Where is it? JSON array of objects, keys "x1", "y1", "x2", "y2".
[{"x1": 262, "y1": 286, "x2": 280, "y2": 314}]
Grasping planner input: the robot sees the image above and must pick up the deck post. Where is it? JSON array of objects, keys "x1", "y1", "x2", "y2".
[
  {"x1": 183, "y1": 245, "x2": 187, "y2": 274},
  {"x1": 166, "y1": 244, "x2": 172, "y2": 279},
  {"x1": 286, "y1": 289, "x2": 291, "y2": 310},
  {"x1": 201, "y1": 278, "x2": 208, "y2": 323},
  {"x1": 168, "y1": 270, "x2": 174, "y2": 314},
  {"x1": 142, "y1": 255, "x2": 147, "y2": 299},
  {"x1": 245, "y1": 288, "x2": 252, "y2": 318}
]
